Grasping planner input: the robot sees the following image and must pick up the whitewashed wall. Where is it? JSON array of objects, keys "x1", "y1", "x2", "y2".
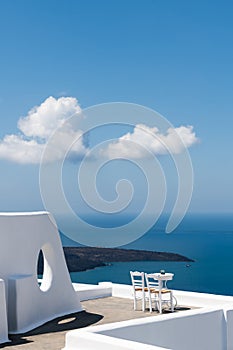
[
  {"x1": 64, "y1": 329, "x2": 168, "y2": 350},
  {"x1": 98, "y1": 308, "x2": 226, "y2": 350},
  {"x1": 0, "y1": 212, "x2": 82, "y2": 335},
  {"x1": 64, "y1": 308, "x2": 226, "y2": 350},
  {"x1": 73, "y1": 283, "x2": 112, "y2": 301},
  {"x1": 0, "y1": 279, "x2": 9, "y2": 344},
  {"x1": 64, "y1": 283, "x2": 233, "y2": 350}
]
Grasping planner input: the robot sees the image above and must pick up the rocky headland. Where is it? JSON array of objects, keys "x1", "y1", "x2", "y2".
[
  {"x1": 38, "y1": 247, "x2": 193, "y2": 274},
  {"x1": 62, "y1": 247, "x2": 194, "y2": 273}
]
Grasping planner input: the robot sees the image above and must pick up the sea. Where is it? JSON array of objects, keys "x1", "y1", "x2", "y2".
[{"x1": 61, "y1": 213, "x2": 233, "y2": 296}]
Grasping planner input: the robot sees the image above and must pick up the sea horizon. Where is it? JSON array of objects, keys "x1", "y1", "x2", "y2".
[{"x1": 59, "y1": 212, "x2": 233, "y2": 296}]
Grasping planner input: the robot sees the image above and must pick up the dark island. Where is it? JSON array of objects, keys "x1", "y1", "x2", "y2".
[
  {"x1": 38, "y1": 247, "x2": 193, "y2": 274},
  {"x1": 62, "y1": 247, "x2": 193, "y2": 273}
]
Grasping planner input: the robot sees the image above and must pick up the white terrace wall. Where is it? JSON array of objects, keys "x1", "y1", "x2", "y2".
[
  {"x1": 64, "y1": 308, "x2": 227, "y2": 350},
  {"x1": 226, "y1": 309, "x2": 233, "y2": 350},
  {"x1": 98, "y1": 308, "x2": 226, "y2": 350},
  {"x1": 173, "y1": 290, "x2": 233, "y2": 308},
  {"x1": 73, "y1": 283, "x2": 112, "y2": 301},
  {"x1": 0, "y1": 279, "x2": 9, "y2": 344},
  {"x1": 64, "y1": 329, "x2": 168, "y2": 350},
  {"x1": 65, "y1": 280, "x2": 233, "y2": 350},
  {"x1": 111, "y1": 282, "x2": 233, "y2": 307}
]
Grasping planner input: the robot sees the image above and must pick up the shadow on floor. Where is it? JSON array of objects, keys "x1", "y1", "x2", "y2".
[{"x1": 0, "y1": 311, "x2": 103, "y2": 348}]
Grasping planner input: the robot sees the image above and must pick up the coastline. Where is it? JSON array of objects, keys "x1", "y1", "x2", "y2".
[{"x1": 62, "y1": 247, "x2": 193, "y2": 273}]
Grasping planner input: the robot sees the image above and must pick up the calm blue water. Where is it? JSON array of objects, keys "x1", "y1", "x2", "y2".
[{"x1": 62, "y1": 213, "x2": 233, "y2": 296}]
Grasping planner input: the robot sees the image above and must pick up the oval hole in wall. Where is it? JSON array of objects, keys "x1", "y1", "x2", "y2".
[
  {"x1": 37, "y1": 249, "x2": 44, "y2": 287},
  {"x1": 36, "y1": 244, "x2": 53, "y2": 292}
]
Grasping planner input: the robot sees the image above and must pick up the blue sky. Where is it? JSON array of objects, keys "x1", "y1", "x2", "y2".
[{"x1": 0, "y1": 0, "x2": 233, "y2": 217}]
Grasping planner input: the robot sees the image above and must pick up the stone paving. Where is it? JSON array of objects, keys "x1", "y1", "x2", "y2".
[{"x1": 0, "y1": 297, "x2": 190, "y2": 350}]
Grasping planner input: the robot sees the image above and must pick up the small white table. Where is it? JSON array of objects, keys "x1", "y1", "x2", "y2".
[
  {"x1": 154, "y1": 273, "x2": 174, "y2": 288},
  {"x1": 153, "y1": 273, "x2": 174, "y2": 313}
]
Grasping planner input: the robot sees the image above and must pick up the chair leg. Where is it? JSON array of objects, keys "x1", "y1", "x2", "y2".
[
  {"x1": 133, "y1": 295, "x2": 137, "y2": 310},
  {"x1": 158, "y1": 291, "x2": 162, "y2": 314},
  {"x1": 170, "y1": 292, "x2": 174, "y2": 312},
  {"x1": 148, "y1": 295, "x2": 152, "y2": 312},
  {"x1": 155, "y1": 299, "x2": 159, "y2": 312},
  {"x1": 142, "y1": 299, "x2": 145, "y2": 312},
  {"x1": 141, "y1": 290, "x2": 145, "y2": 311}
]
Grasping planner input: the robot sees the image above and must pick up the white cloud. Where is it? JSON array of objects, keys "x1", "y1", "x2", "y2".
[
  {"x1": 101, "y1": 124, "x2": 198, "y2": 159},
  {"x1": 0, "y1": 97, "x2": 198, "y2": 164},
  {"x1": 42, "y1": 123, "x2": 87, "y2": 163},
  {"x1": 0, "y1": 134, "x2": 44, "y2": 164},
  {"x1": 0, "y1": 96, "x2": 86, "y2": 164},
  {"x1": 18, "y1": 96, "x2": 81, "y2": 139}
]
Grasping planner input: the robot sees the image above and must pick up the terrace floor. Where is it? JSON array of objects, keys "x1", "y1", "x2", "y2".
[{"x1": 0, "y1": 297, "x2": 192, "y2": 350}]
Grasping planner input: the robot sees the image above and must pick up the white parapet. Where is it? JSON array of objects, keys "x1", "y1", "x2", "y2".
[
  {"x1": 73, "y1": 282, "x2": 112, "y2": 301},
  {"x1": 63, "y1": 308, "x2": 226, "y2": 350},
  {"x1": 0, "y1": 279, "x2": 9, "y2": 344},
  {"x1": 63, "y1": 282, "x2": 233, "y2": 350},
  {"x1": 63, "y1": 328, "x2": 167, "y2": 350}
]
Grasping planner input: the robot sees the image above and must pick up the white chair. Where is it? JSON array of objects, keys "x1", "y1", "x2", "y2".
[
  {"x1": 130, "y1": 271, "x2": 145, "y2": 311},
  {"x1": 145, "y1": 273, "x2": 175, "y2": 313}
]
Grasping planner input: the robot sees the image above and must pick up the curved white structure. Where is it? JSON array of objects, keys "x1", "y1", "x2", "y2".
[
  {"x1": 0, "y1": 211, "x2": 82, "y2": 337},
  {"x1": 0, "y1": 279, "x2": 9, "y2": 344},
  {"x1": 64, "y1": 283, "x2": 233, "y2": 350}
]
